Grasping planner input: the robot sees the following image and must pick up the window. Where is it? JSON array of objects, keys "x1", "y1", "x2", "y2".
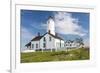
[
  {"x1": 60, "y1": 42, "x2": 61, "y2": 48},
  {"x1": 36, "y1": 43, "x2": 38, "y2": 48},
  {"x1": 49, "y1": 36, "x2": 52, "y2": 41},
  {"x1": 43, "y1": 43, "x2": 46, "y2": 48},
  {"x1": 32, "y1": 44, "x2": 34, "y2": 48},
  {"x1": 43, "y1": 37, "x2": 46, "y2": 42}
]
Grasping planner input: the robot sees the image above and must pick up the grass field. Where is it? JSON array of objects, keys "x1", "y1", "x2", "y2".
[{"x1": 21, "y1": 48, "x2": 89, "y2": 63}]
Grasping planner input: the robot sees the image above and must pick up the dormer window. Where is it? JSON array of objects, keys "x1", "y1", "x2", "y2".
[
  {"x1": 49, "y1": 36, "x2": 52, "y2": 41},
  {"x1": 32, "y1": 44, "x2": 34, "y2": 48},
  {"x1": 43, "y1": 37, "x2": 46, "y2": 42},
  {"x1": 36, "y1": 43, "x2": 38, "y2": 48}
]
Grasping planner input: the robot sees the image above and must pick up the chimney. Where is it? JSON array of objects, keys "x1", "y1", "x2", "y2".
[
  {"x1": 37, "y1": 32, "x2": 40, "y2": 36},
  {"x1": 55, "y1": 33, "x2": 58, "y2": 36},
  {"x1": 48, "y1": 30, "x2": 51, "y2": 34}
]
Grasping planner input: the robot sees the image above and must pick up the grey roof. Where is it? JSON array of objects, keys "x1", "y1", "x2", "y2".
[
  {"x1": 25, "y1": 32, "x2": 64, "y2": 46},
  {"x1": 48, "y1": 33, "x2": 64, "y2": 40},
  {"x1": 31, "y1": 36, "x2": 43, "y2": 41},
  {"x1": 31, "y1": 32, "x2": 64, "y2": 41},
  {"x1": 25, "y1": 42, "x2": 31, "y2": 46}
]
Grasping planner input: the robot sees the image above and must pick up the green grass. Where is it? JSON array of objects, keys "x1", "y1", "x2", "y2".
[{"x1": 21, "y1": 48, "x2": 89, "y2": 63}]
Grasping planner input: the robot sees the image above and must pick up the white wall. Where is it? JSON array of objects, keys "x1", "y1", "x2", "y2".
[
  {"x1": 31, "y1": 33, "x2": 65, "y2": 50},
  {"x1": 55, "y1": 38, "x2": 60, "y2": 48},
  {"x1": 55, "y1": 39, "x2": 64, "y2": 49},
  {"x1": 31, "y1": 41, "x2": 40, "y2": 50},
  {"x1": 40, "y1": 33, "x2": 55, "y2": 49},
  {"x1": 31, "y1": 34, "x2": 64, "y2": 50},
  {"x1": 61, "y1": 40, "x2": 64, "y2": 47},
  {"x1": 65, "y1": 42, "x2": 78, "y2": 48}
]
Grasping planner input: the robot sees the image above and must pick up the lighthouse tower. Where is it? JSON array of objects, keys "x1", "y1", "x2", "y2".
[{"x1": 47, "y1": 16, "x2": 55, "y2": 35}]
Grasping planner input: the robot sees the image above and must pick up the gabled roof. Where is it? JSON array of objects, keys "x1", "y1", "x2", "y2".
[
  {"x1": 25, "y1": 42, "x2": 31, "y2": 46},
  {"x1": 65, "y1": 40, "x2": 75, "y2": 43},
  {"x1": 31, "y1": 36, "x2": 43, "y2": 41},
  {"x1": 25, "y1": 32, "x2": 64, "y2": 46},
  {"x1": 31, "y1": 32, "x2": 64, "y2": 41},
  {"x1": 48, "y1": 33, "x2": 64, "y2": 40}
]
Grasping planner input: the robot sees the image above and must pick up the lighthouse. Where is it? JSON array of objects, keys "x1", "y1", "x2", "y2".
[
  {"x1": 47, "y1": 16, "x2": 55, "y2": 35},
  {"x1": 25, "y1": 16, "x2": 65, "y2": 52}
]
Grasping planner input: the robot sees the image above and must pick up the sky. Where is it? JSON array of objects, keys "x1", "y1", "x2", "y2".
[{"x1": 21, "y1": 10, "x2": 90, "y2": 50}]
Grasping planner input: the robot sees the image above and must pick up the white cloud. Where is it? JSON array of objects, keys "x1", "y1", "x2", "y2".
[
  {"x1": 54, "y1": 12, "x2": 87, "y2": 36},
  {"x1": 31, "y1": 22, "x2": 47, "y2": 30},
  {"x1": 40, "y1": 23, "x2": 47, "y2": 29},
  {"x1": 21, "y1": 27, "x2": 33, "y2": 40}
]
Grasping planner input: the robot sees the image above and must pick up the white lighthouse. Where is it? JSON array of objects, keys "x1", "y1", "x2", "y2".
[
  {"x1": 47, "y1": 16, "x2": 55, "y2": 35},
  {"x1": 25, "y1": 16, "x2": 65, "y2": 52}
]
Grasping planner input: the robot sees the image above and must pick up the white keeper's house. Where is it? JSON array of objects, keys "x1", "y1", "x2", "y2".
[{"x1": 25, "y1": 16, "x2": 65, "y2": 52}]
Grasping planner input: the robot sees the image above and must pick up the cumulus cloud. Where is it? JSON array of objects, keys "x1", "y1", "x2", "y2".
[
  {"x1": 53, "y1": 12, "x2": 87, "y2": 36},
  {"x1": 31, "y1": 22, "x2": 47, "y2": 31},
  {"x1": 21, "y1": 27, "x2": 33, "y2": 40}
]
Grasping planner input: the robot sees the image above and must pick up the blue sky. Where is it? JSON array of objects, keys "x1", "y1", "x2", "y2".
[{"x1": 21, "y1": 10, "x2": 90, "y2": 50}]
